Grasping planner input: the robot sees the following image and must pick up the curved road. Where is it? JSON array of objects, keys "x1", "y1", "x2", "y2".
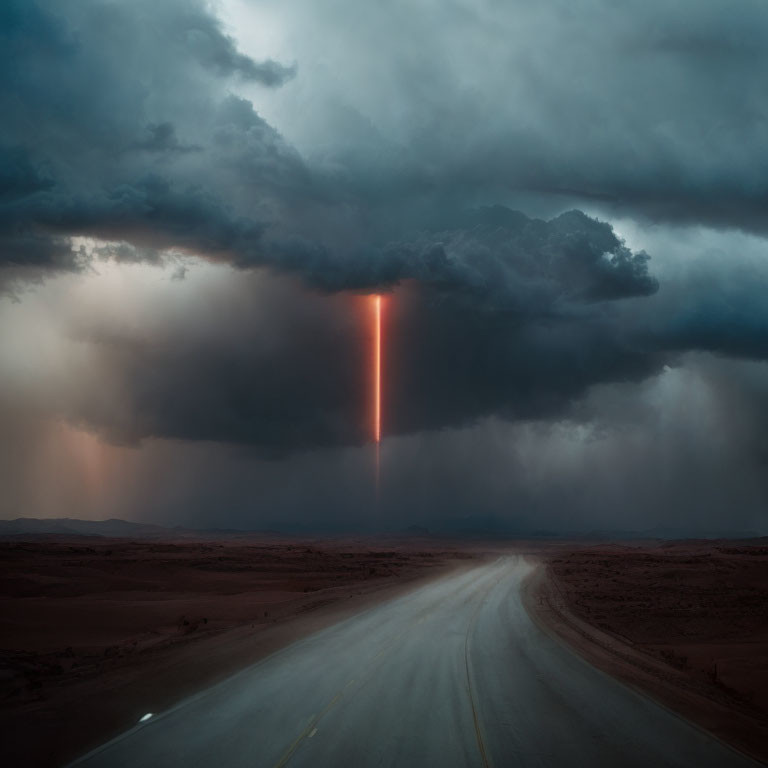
[{"x1": 70, "y1": 557, "x2": 759, "y2": 767}]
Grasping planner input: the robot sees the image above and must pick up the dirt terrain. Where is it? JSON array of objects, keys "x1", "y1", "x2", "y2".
[
  {"x1": 5, "y1": 535, "x2": 767, "y2": 766},
  {"x1": 529, "y1": 540, "x2": 768, "y2": 765},
  {"x1": 0, "y1": 536, "x2": 472, "y2": 767}
]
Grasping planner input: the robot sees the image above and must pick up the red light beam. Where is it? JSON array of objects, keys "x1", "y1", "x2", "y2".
[
  {"x1": 374, "y1": 294, "x2": 382, "y2": 445},
  {"x1": 371, "y1": 294, "x2": 383, "y2": 495}
]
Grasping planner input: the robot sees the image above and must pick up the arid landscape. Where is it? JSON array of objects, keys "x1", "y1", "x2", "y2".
[
  {"x1": 3, "y1": 530, "x2": 768, "y2": 766},
  {"x1": 0, "y1": 535, "x2": 473, "y2": 767},
  {"x1": 530, "y1": 540, "x2": 768, "y2": 764}
]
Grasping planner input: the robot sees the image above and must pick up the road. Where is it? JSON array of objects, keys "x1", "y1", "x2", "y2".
[{"x1": 70, "y1": 557, "x2": 760, "y2": 767}]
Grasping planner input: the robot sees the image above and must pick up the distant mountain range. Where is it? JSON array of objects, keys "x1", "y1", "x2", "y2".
[
  {"x1": 433, "y1": 514, "x2": 761, "y2": 540},
  {"x1": 0, "y1": 517, "x2": 281, "y2": 540},
  {"x1": 579, "y1": 526, "x2": 762, "y2": 541},
  {"x1": 0, "y1": 517, "x2": 761, "y2": 541}
]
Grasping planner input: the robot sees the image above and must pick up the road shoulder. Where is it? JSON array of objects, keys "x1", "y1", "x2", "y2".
[{"x1": 522, "y1": 560, "x2": 768, "y2": 766}]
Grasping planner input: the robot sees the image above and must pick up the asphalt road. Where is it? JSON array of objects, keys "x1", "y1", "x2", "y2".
[{"x1": 70, "y1": 557, "x2": 760, "y2": 767}]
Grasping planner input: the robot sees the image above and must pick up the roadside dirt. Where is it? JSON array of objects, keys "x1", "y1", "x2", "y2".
[
  {"x1": 526, "y1": 541, "x2": 768, "y2": 765},
  {"x1": 0, "y1": 537, "x2": 474, "y2": 767}
]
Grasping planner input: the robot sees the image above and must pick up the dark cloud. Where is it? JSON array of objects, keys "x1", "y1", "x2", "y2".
[
  {"x1": 173, "y1": 4, "x2": 295, "y2": 85},
  {"x1": 0, "y1": 146, "x2": 54, "y2": 202},
  {"x1": 2, "y1": 0, "x2": 768, "y2": 533},
  {"x1": 1, "y1": 0, "x2": 763, "y2": 294},
  {"x1": 390, "y1": 208, "x2": 658, "y2": 304},
  {"x1": 255, "y1": 0, "x2": 768, "y2": 236},
  {"x1": 4, "y1": 0, "x2": 768, "y2": 287},
  {"x1": 131, "y1": 123, "x2": 201, "y2": 155},
  {"x1": 56, "y1": 253, "x2": 660, "y2": 454},
  {"x1": 43, "y1": 210, "x2": 768, "y2": 463},
  {"x1": 0, "y1": 0, "x2": 302, "y2": 274},
  {"x1": 639, "y1": 237, "x2": 768, "y2": 362},
  {"x1": 263, "y1": 207, "x2": 658, "y2": 305},
  {"x1": 66, "y1": 277, "x2": 368, "y2": 452},
  {"x1": 0, "y1": 0, "x2": 672, "y2": 456}
]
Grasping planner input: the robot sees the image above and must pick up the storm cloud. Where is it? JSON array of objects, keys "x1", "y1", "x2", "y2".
[
  {"x1": 244, "y1": 0, "x2": 768, "y2": 235},
  {"x1": 1, "y1": 0, "x2": 768, "y2": 533},
  {"x1": 0, "y1": 0, "x2": 303, "y2": 277},
  {"x1": 6, "y1": 0, "x2": 768, "y2": 280}
]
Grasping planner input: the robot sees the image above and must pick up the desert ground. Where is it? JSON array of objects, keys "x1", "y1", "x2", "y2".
[
  {"x1": 530, "y1": 540, "x2": 768, "y2": 764},
  {"x1": 2, "y1": 535, "x2": 767, "y2": 766},
  {"x1": 67, "y1": 556, "x2": 756, "y2": 768},
  {"x1": 0, "y1": 536, "x2": 473, "y2": 767}
]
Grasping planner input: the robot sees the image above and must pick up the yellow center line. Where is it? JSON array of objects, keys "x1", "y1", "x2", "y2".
[
  {"x1": 464, "y1": 563, "x2": 507, "y2": 768},
  {"x1": 270, "y1": 564, "x2": 503, "y2": 768}
]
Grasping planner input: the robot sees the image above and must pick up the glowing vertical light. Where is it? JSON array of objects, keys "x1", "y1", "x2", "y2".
[
  {"x1": 372, "y1": 294, "x2": 383, "y2": 495},
  {"x1": 374, "y1": 294, "x2": 382, "y2": 445}
]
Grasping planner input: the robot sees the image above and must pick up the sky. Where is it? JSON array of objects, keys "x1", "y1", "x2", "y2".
[{"x1": 1, "y1": 0, "x2": 767, "y2": 534}]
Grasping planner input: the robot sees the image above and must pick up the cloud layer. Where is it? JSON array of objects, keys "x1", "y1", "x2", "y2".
[
  {"x1": 0, "y1": 0, "x2": 303, "y2": 278},
  {"x1": 1, "y1": 0, "x2": 767, "y2": 532}
]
